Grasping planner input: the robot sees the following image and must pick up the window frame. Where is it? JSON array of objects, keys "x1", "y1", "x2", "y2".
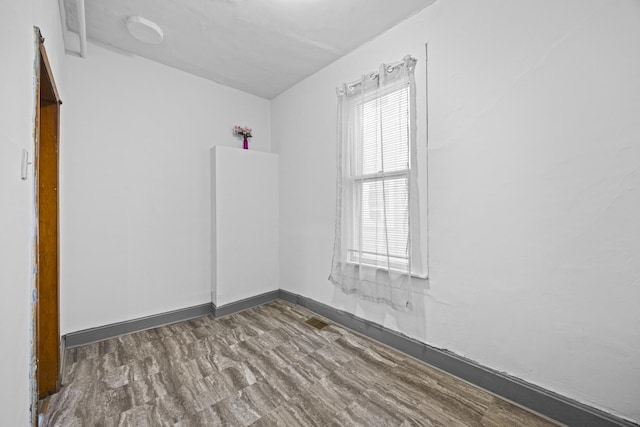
[{"x1": 344, "y1": 80, "x2": 418, "y2": 276}]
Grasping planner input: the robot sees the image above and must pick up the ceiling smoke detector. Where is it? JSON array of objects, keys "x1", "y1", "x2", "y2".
[{"x1": 126, "y1": 16, "x2": 164, "y2": 45}]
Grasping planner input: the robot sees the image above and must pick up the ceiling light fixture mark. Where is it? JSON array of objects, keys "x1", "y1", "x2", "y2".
[{"x1": 126, "y1": 16, "x2": 164, "y2": 45}]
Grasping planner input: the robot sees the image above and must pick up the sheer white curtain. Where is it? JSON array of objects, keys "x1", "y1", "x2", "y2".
[{"x1": 329, "y1": 55, "x2": 423, "y2": 311}]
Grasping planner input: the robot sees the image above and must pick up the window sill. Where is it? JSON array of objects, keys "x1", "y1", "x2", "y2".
[{"x1": 345, "y1": 260, "x2": 428, "y2": 280}]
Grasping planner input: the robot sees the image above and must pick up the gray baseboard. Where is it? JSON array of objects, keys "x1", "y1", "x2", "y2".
[
  {"x1": 279, "y1": 290, "x2": 637, "y2": 427},
  {"x1": 63, "y1": 290, "x2": 283, "y2": 348},
  {"x1": 212, "y1": 290, "x2": 281, "y2": 317},
  {"x1": 63, "y1": 302, "x2": 214, "y2": 348},
  {"x1": 58, "y1": 334, "x2": 67, "y2": 388},
  {"x1": 61, "y1": 290, "x2": 637, "y2": 427}
]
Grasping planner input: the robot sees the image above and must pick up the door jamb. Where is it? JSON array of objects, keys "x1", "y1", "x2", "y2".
[{"x1": 33, "y1": 27, "x2": 62, "y2": 402}]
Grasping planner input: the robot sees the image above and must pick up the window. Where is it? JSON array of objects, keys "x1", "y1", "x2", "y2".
[
  {"x1": 330, "y1": 55, "x2": 424, "y2": 311},
  {"x1": 348, "y1": 84, "x2": 411, "y2": 272}
]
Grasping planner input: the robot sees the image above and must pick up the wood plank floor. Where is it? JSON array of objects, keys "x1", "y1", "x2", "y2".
[{"x1": 41, "y1": 301, "x2": 560, "y2": 426}]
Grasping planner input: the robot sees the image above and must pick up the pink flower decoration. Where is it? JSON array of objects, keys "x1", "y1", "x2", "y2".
[{"x1": 233, "y1": 125, "x2": 252, "y2": 138}]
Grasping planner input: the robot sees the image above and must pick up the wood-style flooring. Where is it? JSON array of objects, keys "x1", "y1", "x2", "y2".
[{"x1": 41, "y1": 301, "x2": 559, "y2": 426}]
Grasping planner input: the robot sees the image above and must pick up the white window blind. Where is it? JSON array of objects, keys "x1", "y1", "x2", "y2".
[{"x1": 348, "y1": 84, "x2": 411, "y2": 271}]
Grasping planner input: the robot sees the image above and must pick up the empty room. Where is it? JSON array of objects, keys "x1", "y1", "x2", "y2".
[{"x1": 1, "y1": 0, "x2": 639, "y2": 425}]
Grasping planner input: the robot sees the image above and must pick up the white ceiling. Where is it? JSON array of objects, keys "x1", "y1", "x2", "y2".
[{"x1": 62, "y1": 0, "x2": 436, "y2": 99}]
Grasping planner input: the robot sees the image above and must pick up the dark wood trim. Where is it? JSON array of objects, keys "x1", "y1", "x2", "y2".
[
  {"x1": 35, "y1": 28, "x2": 62, "y2": 399},
  {"x1": 38, "y1": 40, "x2": 61, "y2": 106}
]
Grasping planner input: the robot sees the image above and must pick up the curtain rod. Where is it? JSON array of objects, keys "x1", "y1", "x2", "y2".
[{"x1": 339, "y1": 55, "x2": 416, "y2": 93}]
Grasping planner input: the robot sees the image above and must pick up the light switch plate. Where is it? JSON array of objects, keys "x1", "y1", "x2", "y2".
[{"x1": 21, "y1": 149, "x2": 30, "y2": 180}]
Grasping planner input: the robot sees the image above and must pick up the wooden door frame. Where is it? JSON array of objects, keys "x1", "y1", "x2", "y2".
[{"x1": 34, "y1": 28, "x2": 62, "y2": 400}]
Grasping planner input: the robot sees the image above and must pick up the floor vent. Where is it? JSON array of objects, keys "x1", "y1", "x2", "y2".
[{"x1": 305, "y1": 317, "x2": 330, "y2": 330}]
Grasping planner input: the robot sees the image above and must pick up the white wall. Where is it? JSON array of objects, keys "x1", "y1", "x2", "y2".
[
  {"x1": 0, "y1": 5, "x2": 36, "y2": 423},
  {"x1": 3, "y1": 0, "x2": 638, "y2": 423},
  {"x1": 60, "y1": 42, "x2": 271, "y2": 334},
  {"x1": 0, "y1": 0, "x2": 66, "y2": 423},
  {"x1": 272, "y1": 0, "x2": 640, "y2": 422},
  {"x1": 211, "y1": 146, "x2": 279, "y2": 306}
]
